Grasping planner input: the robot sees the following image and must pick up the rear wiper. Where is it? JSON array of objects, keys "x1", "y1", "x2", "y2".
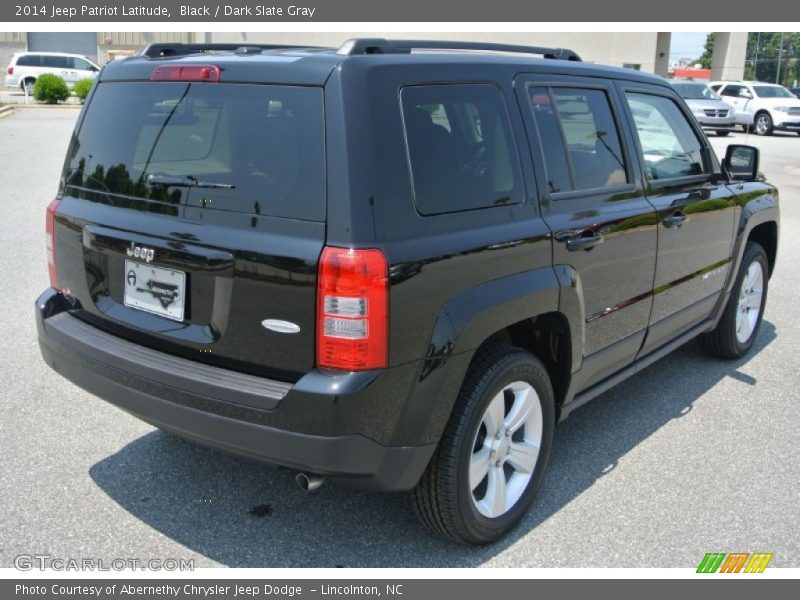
[{"x1": 146, "y1": 173, "x2": 235, "y2": 189}]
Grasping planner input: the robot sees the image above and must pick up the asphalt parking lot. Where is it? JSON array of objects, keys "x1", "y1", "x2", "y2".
[{"x1": 1, "y1": 108, "x2": 798, "y2": 568}]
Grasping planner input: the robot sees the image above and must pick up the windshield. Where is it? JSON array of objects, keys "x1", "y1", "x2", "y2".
[
  {"x1": 752, "y1": 85, "x2": 794, "y2": 98},
  {"x1": 64, "y1": 81, "x2": 326, "y2": 221},
  {"x1": 673, "y1": 83, "x2": 719, "y2": 100}
]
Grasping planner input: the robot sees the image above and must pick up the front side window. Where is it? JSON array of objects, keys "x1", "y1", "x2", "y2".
[
  {"x1": 626, "y1": 93, "x2": 706, "y2": 181},
  {"x1": 401, "y1": 84, "x2": 522, "y2": 215},
  {"x1": 528, "y1": 86, "x2": 628, "y2": 194},
  {"x1": 719, "y1": 85, "x2": 743, "y2": 98},
  {"x1": 71, "y1": 57, "x2": 93, "y2": 71}
]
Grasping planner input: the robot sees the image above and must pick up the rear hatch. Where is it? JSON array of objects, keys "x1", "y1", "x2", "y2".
[{"x1": 53, "y1": 71, "x2": 327, "y2": 381}]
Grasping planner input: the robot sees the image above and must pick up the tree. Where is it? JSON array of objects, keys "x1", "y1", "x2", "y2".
[
  {"x1": 696, "y1": 33, "x2": 715, "y2": 69},
  {"x1": 694, "y1": 32, "x2": 799, "y2": 86},
  {"x1": 745, "y1": 32, "x2": 800, "y2": 86}
]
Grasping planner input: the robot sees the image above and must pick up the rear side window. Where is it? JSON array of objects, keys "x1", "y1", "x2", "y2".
[
  {"x1": 42, "y1": 55, "x2": 69, "y2": 69},
  {"x1": 401, "y1": 84, "x2": 523, "y2": 215},
  {"x1": 719, "y1": 84, "x2": 744, "y2": 98},
  {"x1": 528, "y1": 86, "x2": 628, "y2": 194},
  {"x1": 625, "y1": 93, "x2": 706, "y2": 181},
  {"x1": 65, "y1": 82, "x2": 326, "y2": 221}
]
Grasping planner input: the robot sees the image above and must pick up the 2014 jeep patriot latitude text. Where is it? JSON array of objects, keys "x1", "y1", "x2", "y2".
[{"x1": 36, "y1": 40, "x2": 780, "y2": 544}]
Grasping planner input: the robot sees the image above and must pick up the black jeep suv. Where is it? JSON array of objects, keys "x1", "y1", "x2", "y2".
[{"x1": 36, "y1": 40, "x2": 779, "y2": 544}]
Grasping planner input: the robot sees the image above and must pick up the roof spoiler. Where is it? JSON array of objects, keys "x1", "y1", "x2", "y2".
[
  {"x1": 336, "y1": 38, "x2": 582, "y2": 61},
  {"x1": 140, "y1": 43, "x2": 319, "y2": 58}
]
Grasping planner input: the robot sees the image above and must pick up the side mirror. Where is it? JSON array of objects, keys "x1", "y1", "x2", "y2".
[{"x1": 723, "y1": 145, "x2": 759, "y2": 181}]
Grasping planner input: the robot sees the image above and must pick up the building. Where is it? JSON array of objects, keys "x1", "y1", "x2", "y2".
[
  {"x1": 1, "y1": 31, "x2": 747, "y2": 80},
  {"x1": 672, "y1": 67, "x2": 713, "y2": 82},
  {"x1": 0, "y1": 32, "x2": 193, "y2": 68}
]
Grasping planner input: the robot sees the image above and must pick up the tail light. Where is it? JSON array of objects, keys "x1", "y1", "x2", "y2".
[
  {"x1": 6, "y1": 66, "x2": 13, "y2": 76},
  {"x1": 317, "y1": 247, "x2": 389, "y2": 371},
  {"x1": 46, "y1": 198, "x2": 61, "y2": 289}
]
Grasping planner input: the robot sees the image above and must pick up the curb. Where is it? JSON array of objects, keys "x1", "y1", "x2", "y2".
[
  {"x1": 11, "y1": 103, "x2": 82, "y2": 109},
  {"x1": 0, "y1": 105, "x2": 15, "y2": 119}
]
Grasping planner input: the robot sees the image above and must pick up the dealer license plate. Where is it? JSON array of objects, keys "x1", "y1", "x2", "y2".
[{"x1": 123, "y1": 260, "x2": 186, "y2": 321}]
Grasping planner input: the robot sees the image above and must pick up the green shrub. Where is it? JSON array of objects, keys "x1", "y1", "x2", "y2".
[
  {"x1": 33, "y1": 74, "x2": 69, "y2": 104},
  {"x1": 73, "y1": 78, "x2": 95, "y2": 102}
]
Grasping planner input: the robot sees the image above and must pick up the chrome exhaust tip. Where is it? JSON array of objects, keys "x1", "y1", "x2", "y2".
[{"x1": 295, "y1": 472, "x2": 325, "y2": 492}]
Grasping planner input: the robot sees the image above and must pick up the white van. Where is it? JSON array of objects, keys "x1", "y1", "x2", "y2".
[{"x1": 5, "y1": 52, "x2": 100, "y2": 94}]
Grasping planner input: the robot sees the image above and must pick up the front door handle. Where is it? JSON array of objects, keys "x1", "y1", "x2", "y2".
[
  {"x1": 565, "y1": 233, "x2": 604, "y2": 251},
  {"x1": 663, "y1": 211, "x2": 688, "y2": 229}
]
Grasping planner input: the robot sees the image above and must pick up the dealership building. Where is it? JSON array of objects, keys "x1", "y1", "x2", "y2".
[{"x1": 0, "y1": 31, "x2": 747, "y2": 80}]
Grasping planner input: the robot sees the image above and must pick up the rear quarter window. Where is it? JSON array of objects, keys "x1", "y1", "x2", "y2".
[
  {"x1": 401, "y1": 83, "x2": 523, "y2": 215},
  {"x1": 16, "y1": 55, "x2": 42, "y2": 67}
]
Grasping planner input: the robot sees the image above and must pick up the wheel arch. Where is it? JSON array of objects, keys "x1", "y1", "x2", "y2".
[
  {"x1": 747, "y1": 221, "x2": 778, "y2": 277},
  {"x1": 402, "y1": 268, "x2": 579, "y2": 447},
  {"x1": 710, "y1": 185, "x2": 779, "y2": 329},
  {"x1": 476, "y1": 313, "x2": 572, "y2": 411},
  {"x1": 753, "y1": 108, "x2": 773, "y2": 131}
]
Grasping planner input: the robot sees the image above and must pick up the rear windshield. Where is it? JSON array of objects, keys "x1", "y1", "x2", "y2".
[{"x1": 64, "y1": 82, "x2": 325, "y2": 221}]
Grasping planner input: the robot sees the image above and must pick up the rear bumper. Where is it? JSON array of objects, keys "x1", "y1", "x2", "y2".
[{"x1": 36, "y1": 289, "x2": 435, "y2": 491}]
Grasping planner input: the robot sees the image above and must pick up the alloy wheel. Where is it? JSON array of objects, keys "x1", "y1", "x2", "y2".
[
  {"x1": 736, "y1": 260, "x2": 764, "y2": 344},
  {"x1": 469, "y1": 381, "x2": 542, "y2": 518},
  {"x1": 755, "y1": 115, "x2": 771, "y2": 135}
]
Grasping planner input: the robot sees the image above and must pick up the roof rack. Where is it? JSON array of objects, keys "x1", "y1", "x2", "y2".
[
  {"x1": 141, "y1": 43, "x2": 315, "y2": 58},
  {"x1": 337, "y1": 38, "x2": 582, "y2": 61}
]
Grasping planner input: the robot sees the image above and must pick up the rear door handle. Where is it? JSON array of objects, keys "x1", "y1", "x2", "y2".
[
  {"x1": 663, "y1": 211, "x2": 688, "y2": 229},
  {"x1": 565, "y1": 234, "x2": 604, "y2": 251}
]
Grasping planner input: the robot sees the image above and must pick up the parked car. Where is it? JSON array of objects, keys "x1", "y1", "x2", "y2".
[
  {"x1": 5, "y1": 52, "x2": 100, "y2": 94},
  {"x1": 37, "y1": 40, "x2": 780, "y2": 544},
  {"x1": 710, "y1": 80, "x2": 800, "y2": 135},
  {"x1": 790, "y1": 87, "x2": 800, "y2": 99},
  {"x1": 671, "y1": 81, "x2": 736, "y2": 136}
]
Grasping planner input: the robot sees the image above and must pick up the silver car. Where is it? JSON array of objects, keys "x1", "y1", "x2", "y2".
[{"x1": 672, "y1": 81, "x2": 736, "y2": 136}]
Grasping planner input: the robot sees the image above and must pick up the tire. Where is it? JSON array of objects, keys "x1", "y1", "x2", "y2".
[
  {"x1": 716, "y1": 130, "x2": 730, "y2": 137},
  {"x1": 753, "y1": 112, "x2": 773, "y2": 136},
  {"x1": 411, "y1": 345, "x2": 555, "y2": 545},
  {"x1": 698, "y1": 242, "x2": 769, "y2": 359}
]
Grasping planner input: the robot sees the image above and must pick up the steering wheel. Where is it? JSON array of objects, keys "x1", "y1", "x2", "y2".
[{"x1": 457, "y1": 143, "x2": 489, "y2": 179}]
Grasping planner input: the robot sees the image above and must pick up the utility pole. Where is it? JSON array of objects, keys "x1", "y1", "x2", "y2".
[
  {"x1": 776, "y1": 32, "x2": 785, "y2": 84},
  {"x1": 754, "y1": 32, "x2": 761, "y2": 80}
]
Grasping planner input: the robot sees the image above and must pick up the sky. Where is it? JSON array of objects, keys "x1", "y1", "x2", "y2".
[{"x1": 669, "y1": 32, "x2": 710, "y2": 63}]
